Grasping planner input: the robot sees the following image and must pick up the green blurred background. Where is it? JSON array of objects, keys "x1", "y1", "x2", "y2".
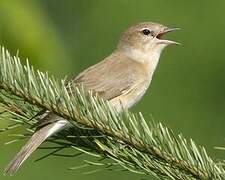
[{"x1": 0, "y1": 0, "x2": 225, "y2": 179}]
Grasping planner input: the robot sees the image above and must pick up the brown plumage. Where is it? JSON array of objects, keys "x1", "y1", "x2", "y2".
[{"x1": 4, "y1": 22, "x2": 178, "y2": 176}]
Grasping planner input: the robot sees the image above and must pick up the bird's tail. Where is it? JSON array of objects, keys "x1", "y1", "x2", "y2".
[{"x1": 4, "y1": 120, "x2": 67, "y2": 176}]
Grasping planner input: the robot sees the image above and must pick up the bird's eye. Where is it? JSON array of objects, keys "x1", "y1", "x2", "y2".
[{"x1": 142, "y1": 29, "x2": 152, "y2": 36}]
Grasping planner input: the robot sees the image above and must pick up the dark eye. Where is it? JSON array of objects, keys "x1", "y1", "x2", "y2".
[{"x1": 142, "y1": 29, "x2": 152, "y2": 36}]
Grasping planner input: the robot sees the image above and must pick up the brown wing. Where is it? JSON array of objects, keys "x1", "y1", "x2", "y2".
[{"x1": 71, "y1": 54, "x2": 137, "y2": 100}]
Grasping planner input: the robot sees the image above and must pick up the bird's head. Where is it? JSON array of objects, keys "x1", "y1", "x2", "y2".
[{"x1": 117, "y1": 22, "x2": 179, "y2": 63}]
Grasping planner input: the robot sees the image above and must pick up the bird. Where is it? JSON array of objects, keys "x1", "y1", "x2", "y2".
[{"x1": 4, "y1": 22, "x2": 179, "y2": 175}]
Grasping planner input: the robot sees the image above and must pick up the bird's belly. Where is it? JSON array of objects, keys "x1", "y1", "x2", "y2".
[{"x1": 109, "y1": 79, "x2": 151, "y2": 111}]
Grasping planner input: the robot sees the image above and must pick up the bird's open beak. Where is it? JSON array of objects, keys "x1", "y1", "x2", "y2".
[{"x1": 156, "y1": 27, "x2": 180, "y2": 45}]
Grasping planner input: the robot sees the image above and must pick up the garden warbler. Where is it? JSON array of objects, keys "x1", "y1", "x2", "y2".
[{"x1": 5, "y1": 22, "x2": 179, "y2": 175}]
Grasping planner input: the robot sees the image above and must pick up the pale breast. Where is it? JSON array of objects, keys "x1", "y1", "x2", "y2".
[
  {"x1": 110, "y1": 44, "x2": 162, "y2": 110},
  {"x1": 109, "y1": 76, "x2": 151, "y2": 111}
]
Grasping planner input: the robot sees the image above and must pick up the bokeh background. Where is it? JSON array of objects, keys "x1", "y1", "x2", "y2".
[{"x1": 0, "y1": 0, "x2": 225, "y2": 179}]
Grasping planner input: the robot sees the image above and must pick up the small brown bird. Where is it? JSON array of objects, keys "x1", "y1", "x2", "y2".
[{"x1": 4, "y1": 22, "x2": 179, "y2": 175}]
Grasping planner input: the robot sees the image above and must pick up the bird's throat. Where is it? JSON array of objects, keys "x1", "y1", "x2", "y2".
[{"x1": 124, "y1": 47, "x2": 162, "y2": 76}]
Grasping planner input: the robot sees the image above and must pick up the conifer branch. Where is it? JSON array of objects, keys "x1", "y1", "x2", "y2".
[{"x1": 0, "y1": 46, "x2": 224, "y2": 179}]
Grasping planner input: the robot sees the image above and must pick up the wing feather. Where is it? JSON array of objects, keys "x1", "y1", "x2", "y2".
[{"x1": 73, "y1": 54, "x2": 137, "y2": 100}]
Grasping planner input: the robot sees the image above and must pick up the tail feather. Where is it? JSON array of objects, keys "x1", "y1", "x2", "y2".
[{"x1": 4, "y1": 120, "x2": 67, "y2": 176}]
